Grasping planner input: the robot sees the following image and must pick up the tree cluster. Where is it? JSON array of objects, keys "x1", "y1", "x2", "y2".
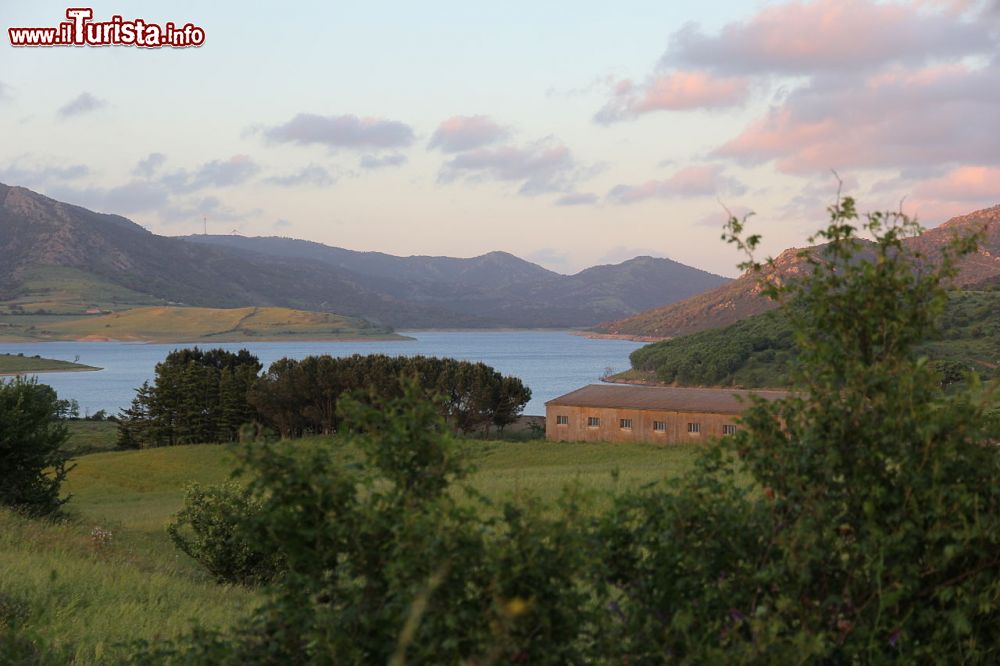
[
  {"x1": 248, "y1": 354, "x2": 531, "y2": 438},
  {"x1": 117, "y1": 348, "x2": 261, "y2": 448},
  {"x1": 118, "y1": 351, "x2": 532, "y2": 447}
]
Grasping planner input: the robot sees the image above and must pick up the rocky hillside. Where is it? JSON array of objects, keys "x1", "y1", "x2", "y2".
[{"x1": 595, "y1": 205, "x2": 1000, "y2": 339}]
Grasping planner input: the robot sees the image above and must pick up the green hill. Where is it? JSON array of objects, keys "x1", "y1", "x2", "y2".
[{"x1": 626, "y1": 290, "x2": 1000, "y2": 388}]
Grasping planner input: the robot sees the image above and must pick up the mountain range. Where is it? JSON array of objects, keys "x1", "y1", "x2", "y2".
[
  {"x1": 0, "y1": 184, "x2": 730, "y2": 329},
  {"x1": 595, "y1": 205, "x2": 1000, "y2": 339}
]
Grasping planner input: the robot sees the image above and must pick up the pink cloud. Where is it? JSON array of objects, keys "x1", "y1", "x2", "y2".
[
  {"x1": 862, "y1": 166, "x2": 1000, "y2": 224},
  {"x1": 596, "y1": 71, "x2": 748, "y2": 123},
  {"x1": 667, "y1": 0, "x2": 991, "y2": 75},
  {"x1": 914, "y1": 166, "x2": 1000, "y2": 202},
  {"x1": 714, "y1": 62, "x2": 1000, "y2": 175},
  {"x1": 439, "y1": 139, "x2": 580, "y2": 195},
  {"x1": 608, "y1": 165, "x2": 745, "y2": 204},
  {"x1": 429, "y1": 115, "x2": 508, "y2": 152}
]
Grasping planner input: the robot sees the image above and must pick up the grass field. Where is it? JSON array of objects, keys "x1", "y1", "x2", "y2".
[
  {"x1": 0, "y1": 265, "x2": 165, "y2": 317},
  {"x1": 0, "y1": 353, "x2": 100, "y2": 375},
  {"x1": 64, "y1": 421, "x2": 120, "y2": 456},
  {"x1": 0, "y1": 305, "x2": 408, "y2": 343},
  {"x1": 0, "y1": 438, "x2": 699, "y2": 663}
]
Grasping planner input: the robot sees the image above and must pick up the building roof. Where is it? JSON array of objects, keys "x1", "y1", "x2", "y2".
[{"x1": 545, "y1": 384, "x2": 788, "y2": 414}]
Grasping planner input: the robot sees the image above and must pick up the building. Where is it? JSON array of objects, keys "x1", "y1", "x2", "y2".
[{"x1": 545, "y1": 384, "x2": 788, "y2": 444}]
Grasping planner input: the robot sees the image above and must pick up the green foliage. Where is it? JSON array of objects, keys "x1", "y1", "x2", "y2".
[
  {"x1": 0, "y1": 377, "x2": 72, "y2": 516},
  {"x1": 167, "y1": 483, "x2": 280, "y2": 586},
  {"x1": 630, "y1": 289, "x2": 999, "y2": 389},
  {"x1": 248, "y1": 354, "x2": 531, "y2": 438},
  {"x1": 142, "y1": 379, "x2": 600, "y2": 663},
  {"x1": 117, "y1": 348, "x2": 262, "y2": 448},
  {"x1": 630, "y1": 308, "x2": 795, "y2": 387}
]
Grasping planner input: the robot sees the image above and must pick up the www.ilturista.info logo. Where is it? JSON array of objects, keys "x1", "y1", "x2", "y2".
[{"x1": 8, "y1": 8, "x2": 205, "y2": 48}]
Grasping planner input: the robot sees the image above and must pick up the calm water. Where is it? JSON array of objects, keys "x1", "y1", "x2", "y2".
[{"x1": 0, "y1": 331, "x2": 642, "y2": 416}]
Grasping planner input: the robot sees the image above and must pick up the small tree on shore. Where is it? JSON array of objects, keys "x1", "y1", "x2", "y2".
[{"x1": 0, "y1": 377, "x2": 73, "y2": 516}]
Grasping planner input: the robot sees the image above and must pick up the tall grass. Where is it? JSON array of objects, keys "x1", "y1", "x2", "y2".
[{"x1": 1, "y1": 437, "x2": 699, "y2": 663}]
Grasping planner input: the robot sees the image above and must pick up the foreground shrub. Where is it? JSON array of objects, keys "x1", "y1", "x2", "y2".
[
  {"x1": 151, "y1": 379, "x2": 601, "y2": 663},
  {"x1": 0, "y1": 377, "x2": 72, "y2": 516},
  {"x1": 167, "y1": 482, "x2": 279, "y2": 586},
  {"x1": 595, "y1": 198, "x2": 1000, "y2": 662}
]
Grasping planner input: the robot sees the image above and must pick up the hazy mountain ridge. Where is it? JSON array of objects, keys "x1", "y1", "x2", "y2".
[
  {"x1": 595, "y1": 205, "x2": 1000, "y2": 338},
  {"x1": 1, "y1": 184, "x2": 730, "y2": 328},
  {"x1": 184, "y1": 235, "x2": 731, "y2": 327}
]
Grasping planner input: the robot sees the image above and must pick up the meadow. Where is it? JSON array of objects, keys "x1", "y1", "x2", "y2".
[
  {"x1": 0, "y1": 306, "x2": 406, "y2": 343},
  {"x1": 0, "y1": 434, "x2": 699, "y2": 664}
]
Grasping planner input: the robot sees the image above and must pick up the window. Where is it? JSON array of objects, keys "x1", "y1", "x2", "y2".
[
  {"x1": 619, "y1": 418, "x2": 632, "y2": 430},
  {"x1": 653, "y1": 421, "x2": 666, "y2": 432},
  {"x1": 556, "y1": 415, "x2": 569, "y2": 426},
  {"x1": 587, "y1": 416, "x2": 600, "y2": 427},
  {"x1": 687, "y1": 422, "x2": 701, "y2": 434},
  {"x1": 722, "y1": 424, "x2": 737, "y2": 435}
]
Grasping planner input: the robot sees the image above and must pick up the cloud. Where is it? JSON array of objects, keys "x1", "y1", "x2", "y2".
[
  {"x1": 595, "y1": 71, "x2": 749, "y2": 123},
  {"x1": 57, "y1": 92, "x2": 106, "y2": 118},
  {"x1": 0, "y1": 160, "x2": 90, "y2": 188},
  {"x1": 0, "y1": 81, "x2": 11, "y2": 102},
  {"x1": 608, "y1": 165, "x2": 746, "y2": 204},
  {"x1": 664, "y1": 0, "x2": 991, "y2": 76},
  {"x1": 913, "y1": 166, "x2": 1000, "y2": 202},
  {"x1": 603, "y1": 1, "x2": 1000, "y2": 179},
  {"x1": 265, "y1": 164, "x2": 335, "y2": 187},
  {"x1": 274, "y1": 218, "x2": 292, "y2": 229},
  {"x1": 262, "y1": 113, "x2": 415, "y2": 150},
  {"x1": 888, "y1": 165, "x2": 1000, "y2": 222},
  {"x1": 160, "y1": 195, "x2": 260, "y2": 224},
  {"x1": 359, "y1": 153, "x2": 407, "y2": 170},
  {"x1": 439, "y1": 138, "x2": 582, "y2": 195},
  {"x1": 134, "y1": 153, "x2": 167, "y2": 178},
  {"x1": 161, "y1": 155, "x2": 260, "y2": 192},
  {"x1": 554, "y1": 192, "x2": 599, "y2": 206},
  {"x1": 44, "y1": 180, "x2": 171, "y2": 214},
  {"x1": 714, "y1": 63, "x2": 1000, "y2": 175},
  {"x1": 429, "y1": 115, "x2": 508, "y2": 152}
]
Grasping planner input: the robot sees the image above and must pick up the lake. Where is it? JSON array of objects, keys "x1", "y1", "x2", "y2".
[{"x1": 0, "y1": 331, "x2": 643, "y2": 416}]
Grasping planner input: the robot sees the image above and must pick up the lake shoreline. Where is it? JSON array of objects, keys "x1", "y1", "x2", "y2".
[
  {"x1": 0, "y1": 366, "x2": 102, "y2": 377},
  {"x1": 0, "y1": 334, "x2": 414, "y2": 345}
]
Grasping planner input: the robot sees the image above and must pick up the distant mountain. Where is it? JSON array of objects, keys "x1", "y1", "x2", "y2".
[
  {"x1": 183, "y1": 235, "x2": 732, "y2": 328},
  {"x1": 0, "y1": 184, "x2": 466, "y2": 327},
  {"x1": 0, "y1": 184, "x2": 730, "y2": 328},
  {"x1": 595, "y1": 205, "x2": 1000, "y2": 339}
]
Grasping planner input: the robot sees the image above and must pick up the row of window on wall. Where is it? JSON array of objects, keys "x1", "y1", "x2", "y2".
[{"x1": 555, "y1": 415, "x2": 737, "y2": 435}]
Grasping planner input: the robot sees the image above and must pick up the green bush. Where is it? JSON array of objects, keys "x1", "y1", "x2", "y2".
[
  {"x1": 611, "y1": 197, "x2": 1000, "y2": 661},
  {"x1": 167, "y1": 482, "x2": 280, "y2": 586},
  {"x1": 150, "y1": 379, "x2": 601, "y2": 663},
  {"x1": 0, "y1": 377, "x2": 72, "y2": 516}
]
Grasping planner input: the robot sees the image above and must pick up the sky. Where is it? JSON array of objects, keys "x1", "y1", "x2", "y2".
[{"x1": 1, "y1": 0, "x2": 999, "y2": 278}]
